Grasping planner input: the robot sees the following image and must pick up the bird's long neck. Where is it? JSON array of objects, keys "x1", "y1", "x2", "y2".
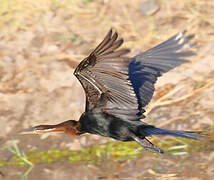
[
  {"x1": 53, "y1": 120, "x2": 82, "y2": 136},
  {"x1": 21, "y1": 120, "x2": 83, "y2": 136}
]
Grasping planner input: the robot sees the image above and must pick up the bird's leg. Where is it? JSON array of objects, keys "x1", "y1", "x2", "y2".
[{"x1": 131, "y1": 134, "x2": 164, "y2": 154}]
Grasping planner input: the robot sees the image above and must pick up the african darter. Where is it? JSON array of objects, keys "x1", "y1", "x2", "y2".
[{"x1": 21, "y1": 29, "x2": 201, "y2": 154}]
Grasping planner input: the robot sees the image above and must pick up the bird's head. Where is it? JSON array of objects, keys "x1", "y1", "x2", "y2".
[{"x1": 20, "y1": 120, "x2": 82, "y2": 136}]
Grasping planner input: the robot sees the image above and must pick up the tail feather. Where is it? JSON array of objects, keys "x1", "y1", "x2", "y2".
[{"x1": 143, "y1": 127, "x2": 202, "y2": 140}]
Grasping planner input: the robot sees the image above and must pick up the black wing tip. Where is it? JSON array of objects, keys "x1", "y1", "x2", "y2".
[
  {"x1": 107, "y1": 28, "x2": 113, "y2": 37},
  {"x1": 108, "y1": 28, "x2": 123, "y2": 41},
  {"x1": 112, "y1": 32, "x2": 119, "y2": 41},
  {"x1": 118, "y1": 38, "x2": 124, "y2": 46},
  {"x1": 108, "y1": 28, "x2": 118, "y2": 38},
  {"x1": 109, "y1": 29, "x2": 122, "y2": 44}
]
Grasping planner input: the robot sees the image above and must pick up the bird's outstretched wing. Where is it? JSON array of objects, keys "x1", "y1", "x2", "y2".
[
  {"x1": 74, "y1": 29, "x2": 195, "y2": 120},
  {"x1": 74, "y1": 29, "x2": 142, "y2": 120},
  {"x1": 129, "y1": 31, "x2": 195, "y2": 110}
]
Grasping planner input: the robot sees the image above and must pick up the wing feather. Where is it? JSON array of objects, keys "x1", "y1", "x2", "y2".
[
  {"x1": 130, "y1": 31, "x2": 195, "y2": 109},
  {"x1": 74, "y1": 29, "x2": 141, "y2": 120}
]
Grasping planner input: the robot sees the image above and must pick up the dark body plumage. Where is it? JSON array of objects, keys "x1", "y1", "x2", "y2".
[{"x1": 22, "y1": 29, "x2": 201, "y2": 154}]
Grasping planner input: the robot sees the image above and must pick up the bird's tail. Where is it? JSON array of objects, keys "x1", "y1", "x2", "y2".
[
  {"x1": 132, "y1": 126, "x2": 203, "y2": 154},
  {"x1": 142, "y1": 127, "x2": 202, "y2": 140}
]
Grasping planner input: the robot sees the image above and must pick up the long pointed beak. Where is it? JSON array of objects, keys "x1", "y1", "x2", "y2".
[
  {"x1": 19, "y1": 127, "x2": 37, "y2": 134},
  {"x1": 19, "y1": 125, "x2": 59, "y2": 135}
]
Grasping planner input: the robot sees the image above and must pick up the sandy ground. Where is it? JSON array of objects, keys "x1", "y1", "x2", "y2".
[{"x1": 0, "y1": 0, "x2": 214, "y2": 179}]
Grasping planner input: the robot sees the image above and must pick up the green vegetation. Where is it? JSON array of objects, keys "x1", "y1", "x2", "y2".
[
  {"x1": 7, "y1": 140, "x2": 34, "y2": 180},
  {"x1": 1, "y1": 135, "x2": 213, "y2": 169}
]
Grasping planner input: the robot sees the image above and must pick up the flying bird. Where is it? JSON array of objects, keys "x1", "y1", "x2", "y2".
[{"x1": 21, "y1": 29, "x2": 201, "y2": 154}]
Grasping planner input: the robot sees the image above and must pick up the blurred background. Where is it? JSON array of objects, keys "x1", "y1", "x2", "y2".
[{"x1": 0, "y1": 0, "x2": 214, "y2": 179}]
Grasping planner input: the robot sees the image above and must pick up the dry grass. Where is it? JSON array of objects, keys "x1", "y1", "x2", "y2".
[
  {"x1": 145, "y1": 79, "x2": 214, "y2": 116},
  {"x1": 1, "y1": 0, "x2": 214, "y2": 42},
  {"x1": 1, "y1": 0, "x2": 214, "y2": 92}
]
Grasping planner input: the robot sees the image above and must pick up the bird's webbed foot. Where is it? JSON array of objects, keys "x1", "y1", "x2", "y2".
[{"x1": 132, "y1": 135, "x2": 164, "y2": 154}]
